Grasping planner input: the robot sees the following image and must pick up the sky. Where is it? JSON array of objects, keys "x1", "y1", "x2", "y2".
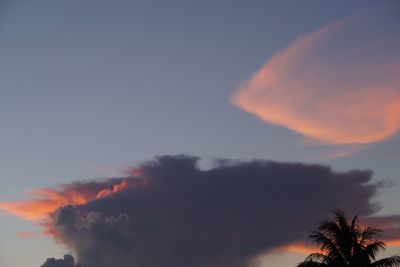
[{"x1": 0, "y1": 1, "x2": 399, "y2": 267}]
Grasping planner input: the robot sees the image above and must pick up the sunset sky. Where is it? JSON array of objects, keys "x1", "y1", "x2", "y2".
[{"x1": 0, "y1": 1, "x2": 399, "y2": 267}]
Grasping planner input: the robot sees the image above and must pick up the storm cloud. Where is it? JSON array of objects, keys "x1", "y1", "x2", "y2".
[
  {"x1": 1, "y1": 156, "x2": 398, "y2": 267},
  {"x1": 26, "y1": 155, "x2": 399, "y2": 267}
]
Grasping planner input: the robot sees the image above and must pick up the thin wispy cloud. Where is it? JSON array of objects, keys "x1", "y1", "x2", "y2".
[{"x1": 232, "y1": 9, "x2": 400, "y2": 147}]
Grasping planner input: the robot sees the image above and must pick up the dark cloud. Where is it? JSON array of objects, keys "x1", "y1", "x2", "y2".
[
  {"x1": 364, "y1": 215, "x2": 400, "y2": 242},
  {"x1": 43, "y1": 155, "x2": 396, "y2": 267},
  {"x1": 41, "y1": 255, "x2": 80, "y2": 267}
]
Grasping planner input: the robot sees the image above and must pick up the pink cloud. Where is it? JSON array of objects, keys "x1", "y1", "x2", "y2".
[{"x1": 232, "y1": 13, "x2": 400, "y2": 145}]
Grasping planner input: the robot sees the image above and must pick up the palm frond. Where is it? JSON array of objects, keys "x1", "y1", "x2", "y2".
[
  {"x1": 297, "y1": 261, "x2": 329, "y2": 267},
  {"x1": 361, "y1": 227, "x2": 383, "y2": 244},
  {"x1": 305, "y1": 253, "x2": 329, "y2": 264},
  {"x1": 309, "y1": 231, "x2": 339, "y2": 253},
  {"x1": 363, "y1": 241, "x2": 386, "y2": 260},
  {"x1": 370, "y1": 256, "x2": 400, "y2": 267},
  {"x1": 300, "y1": 210, "x2": 398, "y2": 267}
]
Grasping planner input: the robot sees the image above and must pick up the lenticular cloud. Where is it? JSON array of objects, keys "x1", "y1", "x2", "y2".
[{"x1": 232, "y1": 11, "x2": 400, "y2": 145}]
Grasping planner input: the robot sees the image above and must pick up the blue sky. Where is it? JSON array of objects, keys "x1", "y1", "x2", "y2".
[{"x1": 0, "y1": 1, "x2": 399, "y2": 267}]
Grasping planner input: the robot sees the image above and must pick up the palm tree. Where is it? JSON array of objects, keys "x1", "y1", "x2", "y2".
[{"x1": 297, "y1": 210, "x2": 400, "y2": 267}]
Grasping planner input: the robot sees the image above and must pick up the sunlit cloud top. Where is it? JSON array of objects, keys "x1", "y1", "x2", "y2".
[
  {"x1": 0, "y1": 179, "x2": 132, "y2": 221},
  {"x1": 232, "y1": 10, "x2": 400, "y2": 145}
]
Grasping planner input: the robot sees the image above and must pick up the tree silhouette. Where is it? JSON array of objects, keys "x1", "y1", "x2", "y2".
[{"x1": 297, "y1": 210, "x2": 400, "y2": 267}]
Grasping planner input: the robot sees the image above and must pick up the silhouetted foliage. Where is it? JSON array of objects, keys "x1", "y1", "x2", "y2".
[{"x1": 297, "y1": 210, "x2": 400, "y2": 267}]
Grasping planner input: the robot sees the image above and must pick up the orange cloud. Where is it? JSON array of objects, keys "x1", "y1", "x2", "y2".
[
  {"x1": 0, "y1": 179, "x2": 129, "y2": 222},
  {"x1": 282, "y1": 239, "x2": 400, "y2": 255},
  {"x1": 96, "y1": 179, "x2": 128, "y2": 199},
  {"x1": 282, "y1": 242, "x2": 318, "y2": 254},
  {"x1": 386, "y1": 240, "x2": 400, "y2": 247},
  {"x1": 17, "y1": 231, "x2": 39, "y2": 238},
  {"x1": 232, "y1": 14, "x2": 400, "y2": 145}
]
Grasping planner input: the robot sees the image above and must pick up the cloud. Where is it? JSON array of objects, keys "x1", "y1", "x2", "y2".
[
  {"x1": 232, "y1": 9, "x2": 400, "y2": 145},
  {"x1": 0, "y1": 179, "x2": 133, "y2": 221},
  {"x1": 2, "y1": 156, "x2": 399, "y2": 267},
  {"x1": 17, "y1": 231, "x2": 39, "y2": 238},
  {"x1": 41, "y1": 255, "x2": 81, "y2": 267},
  {"x1": 363, "y1": 215, "x2": 400, "y2": 245}
]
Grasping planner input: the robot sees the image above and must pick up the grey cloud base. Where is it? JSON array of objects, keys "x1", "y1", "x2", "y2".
[
  {"x1": 43, "y1": 155, "x2": 389, "y2": 267},
  {"x1": 41, "y1": 255, "x2": 80, "y2": 267}
]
